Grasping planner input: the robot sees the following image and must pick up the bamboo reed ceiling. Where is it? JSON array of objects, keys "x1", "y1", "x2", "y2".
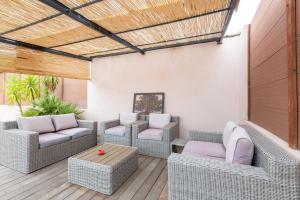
[{"x1": 0, "y1": 0, "x2": 237, "y2": 61}]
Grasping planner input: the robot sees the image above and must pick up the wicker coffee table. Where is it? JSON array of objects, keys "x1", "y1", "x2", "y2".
[{"x1": 68, "y1": 143, "x2": 138, "y2": 195}]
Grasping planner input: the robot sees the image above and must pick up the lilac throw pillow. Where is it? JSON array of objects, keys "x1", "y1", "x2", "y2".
[
  {"x1": 51, "y1": 113, "x2": 78, "y2": 131},
  {"x1": 226, "y1": 127, "x2": 254, "y2": 165}
]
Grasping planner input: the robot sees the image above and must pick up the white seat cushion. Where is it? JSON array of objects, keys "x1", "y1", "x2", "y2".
[
  {"x1": 17, "y1": 115, "x2": 55, "y2": 134},
  {"x1": 56, "y1": 127, "x2": 92, "y2": 139},
  {"x1": 39, "y1": 133, "x2": 71, "y2": 148},
  {"x1": 149, "y1": 113, "x2": 171, "y2": 129},
  {"x1": 138, "y1": 129, "x2": 163, "y2": 141},
  {"x1": 105, "y1": 125, "x2": 126, "y2": 136},
  {"x1": 51, "y1": 113, "x2": 78, "y2": 131},
  {"x1": 222, "y1": 121, "x2": 238, "y2": 148},
  {"x1": 120, "y1": 112, "x2": 138, "y2": 125}
]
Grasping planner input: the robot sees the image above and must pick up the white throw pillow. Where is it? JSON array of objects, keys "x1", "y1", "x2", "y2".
[
  {"x1": 149, "y1": 113, "x2": 171, "y2": 129},
  {"x1": 119, "y1": 112, "x2": 138, "y2": 125},
  {"x1": 52, "y1": 113, "x2": 78, "y2": 131},
  {"x1": 18, "y1": 115, "x2": 55, "y2": 133},
  {"x1": 222, "y1": 121, "x2": 238, "y2": 148},
  {"x1": 225, "y1": 127, "x2": 254, "y2": 165}
]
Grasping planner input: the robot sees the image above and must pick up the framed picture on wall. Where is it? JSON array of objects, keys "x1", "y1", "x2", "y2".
[{"x1": 133, "y1": 93, "x2": 165, "y2": 115}]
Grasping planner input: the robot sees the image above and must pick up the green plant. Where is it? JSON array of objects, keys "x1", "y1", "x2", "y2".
[
  {"x1": 23, "y1": 94, "x2": 82, "y2": 119},
  {"x1": 5, "y1": 75, "x2": 24, "y2": 114},
  {"x1": 22, "y1": 75, "x2": 40, "y2": 102},
  {"x1": 42, "y1": 76, "x2": 59, "y2": 94}
]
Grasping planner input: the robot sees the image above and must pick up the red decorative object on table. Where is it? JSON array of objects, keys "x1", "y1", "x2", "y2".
[{"x1": 98, "y1": 149, "x2": 104, "y2": 155}]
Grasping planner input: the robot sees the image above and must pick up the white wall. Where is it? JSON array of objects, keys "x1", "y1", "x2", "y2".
[{"x1": 87, "y1": 32, "x2": 248, "y2": 138}]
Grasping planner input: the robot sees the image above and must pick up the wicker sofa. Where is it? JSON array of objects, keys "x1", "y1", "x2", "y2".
[
  {"x1": 132, "y1": 114, "x2": 179, "y2": 158},
  {"x1": 0, "y1": 119, "x2": 97, "y2": 174},
  {"x1": 168, "y1": 125, "x2": 300, "y2": 200}
]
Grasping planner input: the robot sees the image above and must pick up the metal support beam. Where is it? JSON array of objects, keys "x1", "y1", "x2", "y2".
[
  {"x1": 0, "y1": 36, "x2": 91, "y2": 61},
  {"x1": 218, "y1": 0, "x2": 239, "y2": 44},
  {"x1": 40, "y1": 0, "x2": 145, "y2": 55},
  {"x1": 91, "y1": 37, "x2": 219, "y2": 59},
  {"x1": 83, "y1": 31, "x2": 222, "y2": 56}
]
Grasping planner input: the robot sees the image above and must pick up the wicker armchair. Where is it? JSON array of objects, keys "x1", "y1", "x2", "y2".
[
  {"x1": 0, "y1": 120, "x2": 97, "y2": 174},
  {"x1": 99, "y1": 113, "x2": 141, "y2": 146},
  {"x1": 132, "y1": 115, "x2": 179, "y2": 158},
  {"x1": 168, "y1": 125, "x2": 300, "y2": 200}
]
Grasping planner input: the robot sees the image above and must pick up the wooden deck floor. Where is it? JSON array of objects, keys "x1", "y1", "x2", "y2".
[{"x1": 0, "y1": 155, "x2": 168, "y2": 200}]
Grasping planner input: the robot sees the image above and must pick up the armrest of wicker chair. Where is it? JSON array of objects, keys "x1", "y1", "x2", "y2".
[
  {"x1": 189, "y1": 130, "x2": 223, "y2": 143},
  {"x1": 0, "y1": 121, "x2": 18, "y2": 134},
  {"x1": 132, "y1": 121, "x2": 148, "y2": 139},
  {"x1": 162, "y1": 122, "x2": 179, "y2": 142},
  {"x1": 77, "y1": 120, "x2": 98, "y2": 134},
  {"x1": 100, "y1": 119, "x2": 120, "y2": 134},
  {"x1": 168, "y1": 153, "x2": 270, "y2": 199}
]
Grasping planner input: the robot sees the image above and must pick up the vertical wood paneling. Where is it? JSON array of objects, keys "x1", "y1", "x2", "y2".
[
  {"x1": 296, "y1": 0, "x2": 300, "y2": 148},
  {"x1": 249, "y1": 0, "x2": 296, "y2": 145},
  {"x1": 297, "y1": 0, "x2": 300, "y2": 35},
  {"x1": 250, "y1": 0, "x2": 286, "y2": 52},
  {"x1": 286, "y1": 0, "x2": 297, "y2": 148}
]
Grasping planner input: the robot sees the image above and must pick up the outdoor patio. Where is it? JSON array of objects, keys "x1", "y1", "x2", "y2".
[{"x1": 0, "y1": 0, "x2": 300, "y2": 200}]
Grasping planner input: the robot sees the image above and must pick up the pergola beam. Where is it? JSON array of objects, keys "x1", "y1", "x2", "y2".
[
  {"x1": 218, "y1": 0, "x2": 239, "y2": 44},
  {"x1": 0, "y1": 36, "x2": 91, "y2": 61},
  {"x1": 91, "y1": 37, "x2": 219, "y2": 59},
  {"x1": 83, "y1": 31, "x2": 223, "y2": 56},
  {"x1": 40, "y1": 0, "x2": 145, "y2": 55}
]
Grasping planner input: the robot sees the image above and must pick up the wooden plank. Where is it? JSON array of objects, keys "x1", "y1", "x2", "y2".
[
  {"x1": 76, "y1": 189, "x2": 98, "y2": 200},
  {"x1": 250, "y1": 0, "x2": 273, "y2": 33},
  {"x1": 50, "y1": 184, "x2": 81, "y2": 200},
  {"x1": 250, "y1": 14, "x2": 287, "y2": 69},
  {"x1": 248, "y1": 25, "x2": 251, "y2": 120},
  {"x1": 250, "y1": 0, "x2": 286, "y2": 52},
  {"x1": 0, "y1": 164, "x2": 67, "y2": 200},
  {"x1": 145, "y1": 166, "x2": 168, "y2": 200},
  {"x1": 250, "y1": 105, "x2": 289, "y2": 141},
  {"x1": 250, "y1": 46, "x2": 288, "y2": 87},
  {"x1": 287, "y1": 0, "x2": 298, "y2": 148},
  {"x1": 158, "y1": 182, "x2": 168, "y2": 200},
  {"x1": 131, "y1": 160, "x2": 167, "y2": 200},
  {"x1": 250, "y1": 78, "x2": 288, "y2": 111},
  {"x1": 297, "y1": 0, "x2": 300, "y2": 35},
  {"x1": 23, "y1": 172, "x2": 67, "y2": 200},
  {"x1": 8, "y1": 171, "x2": 67, "y2": 200},
  {"x1": 63, "y1": 186, "x2": 90, "y2": 200},
  {"x1": 0, "y1": 159, "x2": 67, "y2": 192},
  {"x1": 39, "y1": 182, "x2": 73, "y2": 200},
  {"x1": 297, "y1": 37, "x2": 300, "y2": 72},
  {"x1": 0, "y1": 171, "x2": 26, "y2": 186},
  {"x1": 117, "y1": 158, "x2": 161, "y2": 200}
]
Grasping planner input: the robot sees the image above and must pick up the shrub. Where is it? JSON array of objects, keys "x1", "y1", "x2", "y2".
[{"x1": 23, "y1": 94, "x2": 82, "y2": 119}]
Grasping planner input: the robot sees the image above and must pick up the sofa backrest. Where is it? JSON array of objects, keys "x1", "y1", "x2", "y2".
[
  {"x1": 242, "y1": 125, "x2": 300, "y2": 182},
  {"x1": 142, "y1": 115, "x2": 179, "y2": 124}
]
